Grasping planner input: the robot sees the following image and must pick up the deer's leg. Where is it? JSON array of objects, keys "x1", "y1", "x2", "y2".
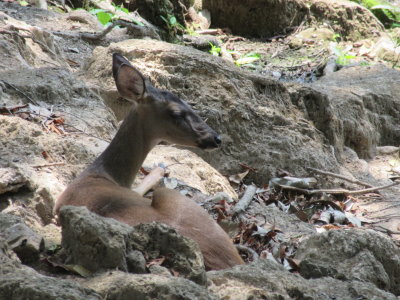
[{"x1": 133, "y1": 167, "x2": 165, "y2": 196}]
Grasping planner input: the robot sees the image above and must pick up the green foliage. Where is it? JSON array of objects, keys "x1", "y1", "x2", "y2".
[
  {"x1": 209, "y1": 43, "x2": 221, "y2": 56},
  {"x1": 161, "y1": 14, "x2": 185, "y2": 33},
  {"x1": 18, "y1": 0, "x2": 29, "y2": 6},
  {"x1": 332, "y1": 33, "x2": 341, "y2": 42},
  {"x1": 112, "y1": 2, "x2": 128, "y2": 14},
  {"x1": 351, "y1": 0, "x2": 400, "y2": 27},
  {"x1": 332, "y1": 45, "x2": 356, "y2": 66},
  {"x1": 88, "y1": 4, "x2": 143, "y2": 27},
  {"x1": 89, "y1": 8, "x2": 113, "y2": 26}
]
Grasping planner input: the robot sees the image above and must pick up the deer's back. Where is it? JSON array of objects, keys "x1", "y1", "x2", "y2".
[{"x1": 55, "y1": 176, "x2": 244, "y2": 270}]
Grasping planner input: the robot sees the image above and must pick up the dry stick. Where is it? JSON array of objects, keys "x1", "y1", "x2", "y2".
[
  {"x1": 307, "y1": 167, "x2": 373, "y2": 188},
  {"x1": 233, "y1": 184, "x2": 257, "y2": 216},
  {"x1": 81, "y1": 22, "x2": 117, "y2": 41},
  {"x1": 133, "y1": 166, "x2": 165, "y2": 196},
  {"x1": 277, "y1": 181, "x2": 400, "y2": 196},
  {"x1": 1, "y1": 80, "x2": 39, "y2": 106},
  {"x1": 81, "y1": 19, "x2": 157, "y2": 41},
  {"x1": 63, "y1": 123, "x2": 110, "y2": 143},
  {"x1": 32, "y1": 162, "x2": 65, "y2": 168}
]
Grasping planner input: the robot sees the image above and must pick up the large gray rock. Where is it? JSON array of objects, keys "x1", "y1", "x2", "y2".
[
  {"x1": 130, "y1": 0, "x2": 193, "y2": 29},
  {"x1": 59, "y1": 206, "x2": 206, "y2": 285},
  {"x1": 203, "y1": 0, "x2": 382, "y2": 40},
  {"x1": 0, "y1": 168, "x2": 28, "y2": 194},
  {"x1": 295, "y1": 229, "x2": 400, "y2": 295},
  {"x1": 0, "y1": 213, "x2": 44, "y2": 263},
  {"x1": 289, "y1": 64, "x2": 400, "y2": 160},
  {"x1": 203, "y1": 0, "x2": 308, "y2": 38},
  {"x1": 84, "y1": 271, "x2": 215, "y2": 300},
  {"x1": 0, "y1": 236, "x2": 101, "y2": 300},
  {"x1": 84, "y1": 39, "x2": 338, "y2": 183},
  {"x1": 208, "y1": 259, "x2": 397, "y2": 299}
]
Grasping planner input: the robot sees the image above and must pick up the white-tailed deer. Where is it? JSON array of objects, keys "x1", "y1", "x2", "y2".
[{"x1": 55, "y1": 53, "x2": 244, "y2": 270}]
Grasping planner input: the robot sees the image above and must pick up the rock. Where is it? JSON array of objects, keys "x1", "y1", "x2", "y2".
[
  {"x1": 203, "y1": 0, "x2": 308, "y2": 38},
  {"x1": 65, "y1": 10, "x2": 103, "y2": 31},
  {"x1": 126, "y1": 250, "x2": 147, "y2": 274},
  {"x1": 295, "y1": 229, "x2": 400, "y2": 295},
  {"x1": 142, "y1": 145, "x2": 237, "y2": 199},
  {"x1": 0, "y1": 115, "x2": 105, "y2": 225},
  {"x1": 309, "y1": 0, "x2": 384, "y2": 40},
  {"x1": 0, "y1": 12, "x2": 67, "y2": 70},
  {"x1": 301, "y1": 64, "x2": 400, "y2": 159},
  {"x1": 59, "y1": 206, "x2": 207, "y2": 285},
  {"x1": 376, "y1": 146, "x2": 399, "y2": 155},
  {"x1": 289, "y1": 27, "x2": 335, "y2": 48},
  {"x1": 85, "y1": 39, "x2": 338, "y2": 183},
  {"x1": 247, "y1": 202, "x2": 316, "y2": 240},
  {"x1": 0, "y1": 168, "x2": 27, "y2": 194},
  {"x1": 129, "y1": 0, "x2": 193, "y2": 29},
  {"x1": 84, "y1": 271, "x2": 215, "y2": 300},
  {"x1": 370, "y1": 35, "x2": 400, "y2": 63},
  {"x1": 203, "y1": 0, "x2": 383, "y2": 40},
  {"x1": 148, "y1": 264, "x2": 171, "y2": 276},
  {"x1": 208, "y1": 259, "x2": 397, "y2": 299},
  {"x1": 183, "y1": 34, "x2": 221, "y2": 51},
  {"x1": 0, "y1": 213, "x2": 44, "y2": 263},
  {"x1": 0, "y1": 236, "x2": 101, "y2": 300}
]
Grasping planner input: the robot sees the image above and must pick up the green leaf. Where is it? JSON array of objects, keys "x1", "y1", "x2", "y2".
[
  {"x1": 169, "y1": 16, "x2": 177, "y2": 25},
  {"x1": 19, "y1": 0, "x2": 29, "y2": 6},
  {"x1": 89, "y1": 8, "x2": 106, "y2": 15},
  {"x1": 160, "y1": 15, "x2": 168, "y2": 24},
  {"x1": 96, "y1": 11, "x2": 112, "y2": 25}
]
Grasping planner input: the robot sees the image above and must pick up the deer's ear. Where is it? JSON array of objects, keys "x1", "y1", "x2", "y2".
[{"x1": 112, "y1": 53, "x2": 146, "y2": 102}]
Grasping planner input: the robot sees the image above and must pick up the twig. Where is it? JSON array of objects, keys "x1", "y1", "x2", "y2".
[
  {"x1": 307, "y1": 167, "x2": 373, "y2": 188},
  {"x1": 0, "y1": 80, "x2": 39, "y2": 106},
  {"x1": 63, "y1": 123, "x2": 110, "y2": 143},
  {"x1": 81, "y1": 23, "x2": 117, "y2": 41},
  {"x1": 236, "y1": 244, "x2": 259, "y2": 261},
  {"x1": 233, "y1": 184, "x2": 257, "y2": 215},
  {"x1": 81, "y1": 19, "x2": 159, "y2": 41},
  {"x1": 277, "y1": 181, "x2": 400, "y2": 196},
  {"x1": 0, "y1": 104, "x2": 28, "y2": 113},
  {"x1": 370, "y1": 225, "x2": 400, "y2": 235},
  {"x1": 32, "y1": 162, "x2": 65, "y2": 168}
]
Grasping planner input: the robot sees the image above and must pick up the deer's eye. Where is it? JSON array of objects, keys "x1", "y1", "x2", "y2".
[{"x1": 170, "y1": 111, "x2": 184, "y2": 119}]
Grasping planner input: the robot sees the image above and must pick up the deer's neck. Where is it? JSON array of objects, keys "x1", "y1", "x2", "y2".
[{"x1": 88, "y1": 105, "x2": 156, "y2": 187}]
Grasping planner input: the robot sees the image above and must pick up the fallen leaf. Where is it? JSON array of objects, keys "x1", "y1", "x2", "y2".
[{"x1": 229, "y1": 170, "x2": 249, "y2": 184}]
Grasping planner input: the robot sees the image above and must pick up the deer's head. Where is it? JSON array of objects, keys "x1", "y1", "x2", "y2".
[{"x1": 112, "y1": 53, "x2": 221, "y2": 150}]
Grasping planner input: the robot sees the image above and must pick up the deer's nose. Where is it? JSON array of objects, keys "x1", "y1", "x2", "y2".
[{"x1": 214, "y1": 135, "x2": 222, "y2": 146}]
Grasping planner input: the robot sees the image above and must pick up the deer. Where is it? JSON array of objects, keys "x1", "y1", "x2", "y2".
[{"x1": 54, "y1": 53, "x2": 244, "y2": 270}]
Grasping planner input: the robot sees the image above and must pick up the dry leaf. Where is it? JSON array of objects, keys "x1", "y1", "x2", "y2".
[{"x1": 229, "y1": 170, "x2": 249, "y2": 184}]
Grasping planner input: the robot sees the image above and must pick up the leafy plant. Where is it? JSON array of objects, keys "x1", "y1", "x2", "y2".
[
  {"x1": 331, "y1": 44, "x2": 356, "y2": 66},
  {"x1": 112, "y1": 2, "x2": 129, "y2": 14},
  {"x1": 332, "y1": 33, "x2": 341, "y2": 42},
  {"x1": 161, "y1": 14, "x2": 185, "y2": 34},
  {"x1": 351, "y1": 0, "x2": 400, "y2": 27},
  {"x1": 209, "y1": 43, "x2": 221, "y2": 56},
  {"x1": 89, "y1": 8, "x2": 114, "y2": 26},
  {"x1": 18, "y1": 0, "x2": 29, "y2": 6},
  {"x1": 88, "y1": 4, "x2": 143, "y2": 27}
]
